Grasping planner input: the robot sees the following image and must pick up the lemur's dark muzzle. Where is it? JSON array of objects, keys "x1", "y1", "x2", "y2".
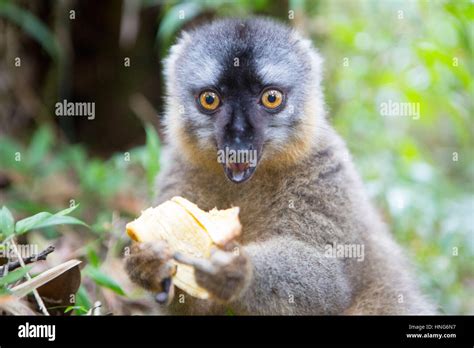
[{"x1": 217, "y1": 107, "x2": 264, "y2": 183}]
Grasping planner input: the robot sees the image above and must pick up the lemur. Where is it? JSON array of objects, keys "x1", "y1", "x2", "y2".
[{"x1": 125, "y1": 18, "x2": 435, "y2": 315}]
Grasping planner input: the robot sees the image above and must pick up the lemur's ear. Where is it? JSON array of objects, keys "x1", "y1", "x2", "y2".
[
  {"x1": 163, "y1": 30, "x2": 191, "y2": 66},
  {"x1": 163, "y1": 31, "x2": 192, "y2": 95},
  {"x1": 292, "y1": 33, "x2": 324, "y2": 84}
]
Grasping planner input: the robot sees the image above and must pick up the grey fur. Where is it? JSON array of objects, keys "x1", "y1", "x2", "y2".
[
  {"x1": 163, "y1": 18, "x2": 324, "y2": 162},
  {"x1": 126, "y1": 18, "x2": 436, "y2": 315}
]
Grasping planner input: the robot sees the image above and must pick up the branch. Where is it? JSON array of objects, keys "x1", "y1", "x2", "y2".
[
  {"x1": 0, "y1": 246, "x2": 55, "y2": 275},
  {"x1": 9, "y1": 240, "x2": 50, "y2": 315}
]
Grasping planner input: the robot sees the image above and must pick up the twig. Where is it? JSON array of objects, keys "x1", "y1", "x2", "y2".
[
  {"x1": 0, "y1": 246, "x2": 55, "y2": 275},
  {"x1": 9, "y1": 239, "x2": 50, "y2": 316}
]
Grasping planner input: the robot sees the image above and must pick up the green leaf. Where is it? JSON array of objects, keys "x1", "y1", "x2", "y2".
[
  {"x1": 31, "y1": 216, "x2": 88, "y2": 231},
  {"x1": 15, "y1": 212, "x2": 51, "y2": 234},
  {"x1": 144, "y1": 123, "x2": 160, "y2": 195},
  {"x1": 0, "y1": 266, "x2": 32, "y2": 287},
  {"x1": 84, "y1": 266, "x2": 126, "y2": 296},
  {"x1": 156, "y1": 2, "x2": 204, "y2": 45},
  {"x1": 225, "y1": 307, "x2": 236, "y2": 316},
  {"x1": 65, "y1": 305, "x2": 88, "y2": 314},
  {"x1": 75, "y1": 285, "x2": 92, "y2": 312},
  {"x1": 86, "y1": 247, "x2": 100, "y2": 268},
  {"x1": 0, "y1": 137, "x2": 26, "y2": 172},
  {"x1": 0, "y1": 206, "x2": 15, "y2": 237},
  {"x1": 27, "y1": 126, "x2": 53, "y2": 169},
  {"x1": 15, "y1": 205, "x2": 87, "y2": 235},
  {"x1": 55, "y1": 204, "x2": 80, "y2": 217},
  {"x1": 0, "y1": 2, "x2": 59, "y2": 60}
]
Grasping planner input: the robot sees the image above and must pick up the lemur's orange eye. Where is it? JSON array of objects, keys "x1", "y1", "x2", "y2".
[
  {"x1": 199, "y1": 91, "x2": 220, "y2": 111},
  {"x1": 261, "y1": 89, "x2": 283, "y2": 109}
]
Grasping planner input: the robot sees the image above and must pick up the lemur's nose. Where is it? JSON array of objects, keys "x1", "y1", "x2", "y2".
[
  {"x1": 225, "y1": 113, "x2": 254, "y2": 152},
  {"x1": 227, "y1": 111, "x2": 251, "y2": 137}
]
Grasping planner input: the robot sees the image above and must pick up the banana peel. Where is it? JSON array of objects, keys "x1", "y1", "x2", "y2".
[{"x1": 126, "y1": 196, "x2": 241, "y2": 299}]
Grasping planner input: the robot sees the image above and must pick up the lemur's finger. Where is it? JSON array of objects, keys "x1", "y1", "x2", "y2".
[
  {"x1": 209, "y1": 248, "x2": 235, "y2": 266},
  {"x1": 173, "y1": 252, "x2": 217, "y2": 275}
]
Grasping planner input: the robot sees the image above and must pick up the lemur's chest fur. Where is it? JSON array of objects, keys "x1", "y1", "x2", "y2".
[
  {"x1": 160, "y1": 167, "x2": 290, "y2": 243},
  {"x1": 156, "y1": 145, "x2": 354, "y2": 246}
]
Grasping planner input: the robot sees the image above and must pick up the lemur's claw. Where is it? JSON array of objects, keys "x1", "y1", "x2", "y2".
[{"x1": 155, "y1": 277, "x2": 174, "y2": 305}]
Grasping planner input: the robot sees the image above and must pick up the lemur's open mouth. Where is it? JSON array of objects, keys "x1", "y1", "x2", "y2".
[{"x1": 224, "y1": 162, "x2": 257, "y2": 183}]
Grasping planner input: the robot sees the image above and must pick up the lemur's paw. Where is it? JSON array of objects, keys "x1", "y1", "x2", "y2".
[
  {"x1": 192, "y1": 244, "x2": 252, "y2": 303},
  {"x1": 125, "y1": 241, "x2": 177, "y2": 304}
]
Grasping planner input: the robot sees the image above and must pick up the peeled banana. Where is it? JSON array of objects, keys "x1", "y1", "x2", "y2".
[{"x1": 126, "y1": 196, "x2": 241, "y2": 299}]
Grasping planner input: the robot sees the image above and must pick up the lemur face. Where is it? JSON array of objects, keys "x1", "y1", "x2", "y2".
[{"x1": 165, "y1": 18, "x2": 321, "y2": 183}]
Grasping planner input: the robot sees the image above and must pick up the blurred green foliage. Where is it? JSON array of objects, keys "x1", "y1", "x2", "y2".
[
  {"x1": 0, "y1": 124, "x2": 159, "y2": 313},
  {"x1": 315, "y1": 0, "x2": 473, "y2": 314},
  {"x1": 0, "y1": 204, "x2": 84, "y2": 298},
  {"x1": 0, "y1": 0, "x2": 472, "y2": 314},
  {"x1": 0, "y1": 0, "x2": 60, "y2": 60}
]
